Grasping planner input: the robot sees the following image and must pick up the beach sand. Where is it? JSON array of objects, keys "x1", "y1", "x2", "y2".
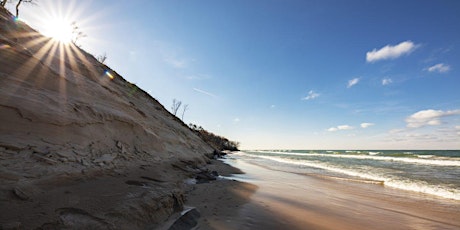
[{"x1": 185, "y1": 157, "x2": 460, "y2": 230}]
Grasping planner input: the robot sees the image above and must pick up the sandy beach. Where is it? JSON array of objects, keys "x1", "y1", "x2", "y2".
[
  {"x1": 186, "y1": 156, "x2": 460, "y2": 230},
  {"x1": 1, "y1": 3, "x2": 459, "y2": 230}
]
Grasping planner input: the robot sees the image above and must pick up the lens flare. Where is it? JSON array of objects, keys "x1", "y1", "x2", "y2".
[{"x1": 105, "y1": 70, "x2": 114, "y2": 80}]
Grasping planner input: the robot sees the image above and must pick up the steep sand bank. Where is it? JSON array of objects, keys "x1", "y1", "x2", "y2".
[
  {"x1": 0, "y1": 7, "x2": 216, "y2": 229},
  {"x1": 186, "y1": 157, "x2": 460, "y2": 230}
]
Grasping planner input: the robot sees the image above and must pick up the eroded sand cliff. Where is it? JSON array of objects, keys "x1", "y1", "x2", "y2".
[{"x1": 0, "y1": 7, "x2": 215, "y2": 229}]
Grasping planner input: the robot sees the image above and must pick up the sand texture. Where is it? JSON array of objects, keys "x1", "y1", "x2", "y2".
[{"x1": 0, "y1": 7, "x2": 215, "y2": 229}]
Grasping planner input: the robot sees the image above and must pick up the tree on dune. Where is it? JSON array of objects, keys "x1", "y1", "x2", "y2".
[
  {"x1": 189, "y1": 123, "x2": 240, "y2": 151},
  {"x1": 71, "y1": 21, "x2": 87, "y2": 47},
  {"x1": 171, "y1": 99, "x2": 182, "y2": 116},
  {"x1": 0, "y1": 0, "x2": 37, "y2": 17},
  {"x1": 181, "y1": 104, "x2": 188, "y2": 121}
]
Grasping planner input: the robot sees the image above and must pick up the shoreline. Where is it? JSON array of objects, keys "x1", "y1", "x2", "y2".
[{"x1": 185, "y1": 155, "x2": 460, "y2": 230}]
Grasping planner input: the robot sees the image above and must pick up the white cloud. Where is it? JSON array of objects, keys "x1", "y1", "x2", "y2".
[
  {"x1": 405, "y1": 109, "x2": 460, "y2": 128},
  {"x1": 382, "y1": 78, "x2": 392, "y2": 85},
  {"x1": 338, "y1": 125, "x2": 354, "y2": 130},
  {"x1": 347, "y1": 78, "x2": 359, "y2": 88},
  {"x1": 366, "y1": 41, "x2": 417, "y2": 63},
  {"x1": 328, "y1": 125, "x2": 354, "y2": 132},
  {"x1": 426, "y1": 63, "x2": 451, "y2": 73},
  {"x1": 193, "y1": 88, "x2": 217, "y2": 98},
  {"x1": 361, "y1": 123, "x2": 375, "y2": 128},
  {"x1": 233, "y1": 118, "x2": 240, "y2": 123},
  {"x1": 302, "y1": 90, "x2": 320, "y2": 100}
]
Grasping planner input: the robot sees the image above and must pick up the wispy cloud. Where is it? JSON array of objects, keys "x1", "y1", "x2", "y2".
[
  {"x1": 347, "y1": 78, "x2": 360, "y2": 88},
  {"x1": 328, "y1": 125, "x2": 354, "y2": 132},
  {"x1": 366, "y1": 41, "x2": 417, "y2": 63},
  {"x1": 426, "y1": 63, "x2": 451, "y2": 73},
  {"x1": 382, "y1": 78, "x2": 392, "y2": 85},
  {"x1": 164, "y1": 57, "x2": 187, "y2": 69},
  {"x1": 302, "y1": 90, "x2": 320, "y2": 100},
  {"x1": 193, "y1": 88, "x2": 217, "y2": 98},
  {"x1": 186, "y1": 74, "x2": 211, "y2": 80},
  {"x1": 405, "y1": 109, "x2": 460, "y2": 128},
  {"x1": 361, "y1": 123, "x2": 375, "y2": 128},
  {"x1": 233, "y1": 118, "x2": 240, "y2": 123}
]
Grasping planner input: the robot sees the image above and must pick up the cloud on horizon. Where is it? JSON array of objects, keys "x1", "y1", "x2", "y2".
[
  {"x1": 328, "y1": 125, "x2": 354, "y2": 132},
  {"x1": 361, "y1": 123, "x2": 375, "y2": 128},
  {"x1": 405, "y1": 109, "x2": 460, "y2": 128},
  {"x1": 426, "y1": 63, "x2": 451, "y2": 73},
  {"x1": 302, "y1": 90, "x2": 320, "y2": 100},
  {"x1": 347, "y1": 78, "x2": 360, "y2": 88},
  {"x1": 366, "y1": 41, "x2": 417, "y2": 63}
]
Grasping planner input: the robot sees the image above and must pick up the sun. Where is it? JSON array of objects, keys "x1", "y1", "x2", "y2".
[{"x1": 42, "y1": 18, "x2": 74, "y2": 44}]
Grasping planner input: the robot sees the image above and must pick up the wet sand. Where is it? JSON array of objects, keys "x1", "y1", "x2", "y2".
[{"x1": 186, "y1": 157, "x2": 460, "y2": 229}]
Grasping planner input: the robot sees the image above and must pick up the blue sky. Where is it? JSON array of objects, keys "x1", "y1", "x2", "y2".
[{"x1": 12, "y1": 0, "x2": 460, "y2": 149}]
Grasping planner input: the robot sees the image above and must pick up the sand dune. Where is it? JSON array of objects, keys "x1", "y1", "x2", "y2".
[{"x1": 0, "y1": 7, "x2": 215, "y2": 229}]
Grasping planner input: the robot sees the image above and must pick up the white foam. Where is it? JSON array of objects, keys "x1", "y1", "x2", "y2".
[
  {"x1": 236, "y1": 152, "x2": 460, "y2": 201},
  {"x1": 417, "y1": 155, "x2": 434, "y2": 159},
  {"x1": 251, "y1": 150, "x2": 460, "y2": 167}
]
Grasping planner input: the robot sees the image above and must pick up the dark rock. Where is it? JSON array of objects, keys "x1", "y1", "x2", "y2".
[
  {"x1": 195, "y1": 171, "x2": 217, "y2": 184},
  {"x1": 125, "y1": 180, "x2": 148, "y2": 186},
  {"x1": 12, "y1": 187, "x2": 29, "y2": 201},
  {"x1": 141, "y1": 176, "x2": 165, "y2": 183},
  {"x1": 168, "y1": 208, "x2": 200, "y2": 230}
]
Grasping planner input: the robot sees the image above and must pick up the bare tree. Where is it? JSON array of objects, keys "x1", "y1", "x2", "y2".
[
  {"x1": 15, "y1": 0, "x2": 35, "y2": 18},
  {"x1": 181, "y1": 104, "x2": 188, "y2": 120},
  {"x1": 1, "y1": 0, "x2": 8, "y2": 7},
  {"x1": 97, "y1": 52, "x2": 107, "y2": 64},
  {"x1": 171, "y1": 99, "x2": 182, "y2": 116},
  {"x1": 71, "y1": 21, "x2": 87, "y2": 47}
]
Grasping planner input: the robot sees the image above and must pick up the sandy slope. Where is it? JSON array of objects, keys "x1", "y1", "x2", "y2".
[{"x1": 0, "y1": 7, "x2": 215, "y2": 229}]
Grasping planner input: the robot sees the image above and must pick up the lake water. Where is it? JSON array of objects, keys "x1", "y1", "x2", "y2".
[{"x1": 233, "y1": 150, "x2": 460, "y2": 200}]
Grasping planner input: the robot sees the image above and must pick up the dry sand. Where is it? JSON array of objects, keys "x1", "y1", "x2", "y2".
[{"x1": 186, "y1": 157, "x2": 460, "y2": 230}]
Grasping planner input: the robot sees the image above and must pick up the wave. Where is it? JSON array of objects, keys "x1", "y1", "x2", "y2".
[
  {"x1": 417, "y1": 155, "x2": 435, "y2": 159},
  {"x1": 236, "y1": 152, "x2": 460, "y2": 201},
  {"x1": 251, "y1": 150, "x2": 460, "y2": 167}
]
